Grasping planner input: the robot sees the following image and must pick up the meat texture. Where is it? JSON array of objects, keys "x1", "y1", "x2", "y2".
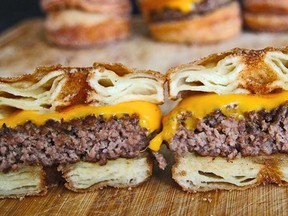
[
  {"x1": 171, "y1": 103, "x2": 288, "y2": 159},
  {"x1": 0, "y1": 114, "x2": 149, "y2": 172}
]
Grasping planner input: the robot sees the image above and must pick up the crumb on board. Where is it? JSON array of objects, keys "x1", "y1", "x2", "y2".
[{"x1": 202, "y1": 193, "x2": 212, "y2": 203}]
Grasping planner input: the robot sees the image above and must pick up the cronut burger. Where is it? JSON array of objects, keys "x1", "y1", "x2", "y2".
[
  {"x1": 155, "y1": 47, "x2": 288, "y2": 192},
  {"x1": 140, "y1": 0, "x2": 242, "y2": 44},
  {"x1": 244, "y1": 0, "x2": 288, "y2": 32},
  {"x1": 41, "y1": 0, "x2": 131, "y2": 47},
  {"x1": 0, "y1": 63, "x2": 165, "y2": 198}
]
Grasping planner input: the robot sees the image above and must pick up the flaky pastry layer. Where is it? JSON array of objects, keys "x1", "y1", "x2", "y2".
[
  {"x1": 58, "y1": 154, "x2": 153, "y2": 192},
  {"x1": 0, "y1": 166, "x2": 47, "y2": 199},
  {"x1": 0, "y1": 63, "x2": 164, "y2": 119},
  {"x1": 168, "y1": 47, "x2": 288, "y2": 99},
  {"x1": 173, "y1": 153, "x2": 288, "y2": 192}
]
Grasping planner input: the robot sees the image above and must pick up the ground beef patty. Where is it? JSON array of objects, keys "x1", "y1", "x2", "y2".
[
  {"x1": 171, "y1": 102, "x2": 288, "y2": 159},
  {"x1": 149, "y1": 0, "x2": 233, "y2": 23},
  {"x1": 0, "y1": 114, "x2": 150, "y2": 172}
]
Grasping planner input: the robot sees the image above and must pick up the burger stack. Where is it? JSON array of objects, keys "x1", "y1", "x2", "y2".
[
  {"x1": 41, "y1": 0, "x2": 131, "y2": 47},
  {"x1": 244, "y1": 0, "x2": 288, "y2": 31},
  {"x1": 140, "y1": 0, "x2": 242, "y2": 44}
]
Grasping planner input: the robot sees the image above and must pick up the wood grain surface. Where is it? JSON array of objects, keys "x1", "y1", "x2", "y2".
[{"x1": 0, "y1": 18, "x2": 288, "y2": 216}]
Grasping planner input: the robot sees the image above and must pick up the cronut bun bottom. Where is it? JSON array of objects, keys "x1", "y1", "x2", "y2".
[
  {"x1": 173, "y1": 153, "x2": 288, "y2": 192},
  {"x1": 0, "y1": 166, "x2": 47, "y2": 199},
  {"x1": 0, "y1": 153, "x2": 155, "y2": 197},
  {"x1": 148, "y1": 2, "x2": 241, "y2": 44},
  {"x1": 244, "y1": 12, "x2": 288, "y2": 31},
  {"x1": 58, "y1": 153, "x2": 153, "y2": 192},
  {"x1": 45, "y1": 17, "x2": 130, "y2": 47},
  {"x1": 1, "y1": 154, "x2": 152, "y2": 198}
]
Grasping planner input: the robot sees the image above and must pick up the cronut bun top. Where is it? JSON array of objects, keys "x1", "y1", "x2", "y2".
[
  {"x1": 0, "y1": 63, "x2": 165, "y2": 118},
  {"x1": 167, "y1": 47, "x2": 288, "y2": 99}
]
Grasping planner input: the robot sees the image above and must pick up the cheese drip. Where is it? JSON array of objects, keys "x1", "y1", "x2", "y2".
[
  {"x1": 0, "y1": 101, "x2": 162, "y2": 140},
  {"x1": 149, "y1": 91, "x2": 288, "y2": 151},
  {"x1": 142, "y1": 0, "x2": 203, "y2": 14}
]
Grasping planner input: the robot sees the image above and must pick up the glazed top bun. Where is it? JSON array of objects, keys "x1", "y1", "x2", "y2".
[
  {"x1": 168, "y1": 47, "x2": 288, "y2": 99},
  {"x1": 0, "y1": 63, "x2": 165, "y2": 119},
  {"x1": 41, "y1": 0, "x2": 131, "y2": 14}
]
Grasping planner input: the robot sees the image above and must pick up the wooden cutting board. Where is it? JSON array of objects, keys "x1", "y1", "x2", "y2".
[{"x1": 0, "y1": 18, "x2": 288, "y2": 216}]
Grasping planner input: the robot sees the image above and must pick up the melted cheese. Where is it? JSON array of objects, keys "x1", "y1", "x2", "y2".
[
  {"x1": 141, "y1": 0, "x2": 203, "y2": 14},
  {"x1": 0, "y1": 101, "x2": 162, "y2": 138},
  {"x1": 148, "y1": 92, "x2": 288, "y2": 151}
]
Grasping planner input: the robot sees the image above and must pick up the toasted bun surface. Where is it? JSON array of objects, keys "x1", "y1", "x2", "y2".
[
  {"x1": 0, "y1": 63, "x2": 164, "y2": 119},
  {"x1": 168, "y1": 47, "x2": 288, "y2": 99},
  {"x1": 173, "y1": 153, "x2": 288, "y2": 192},
  {"x1": 145, "y1": 2, "x2": 241, "y2": 44},
  {"x1": 0, "y1": 166, "x2": 47, "y2": 199},
  {"x1": 58, "y1": 154, "x2": 152, "y2": 192}
]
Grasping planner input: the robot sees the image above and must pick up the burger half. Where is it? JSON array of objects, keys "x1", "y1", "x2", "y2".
[
  {"x1": 0, "y1": 63, "x2": 165, "y2": 198},
  {"x1": 155, "y1": 47, "x2": 288, "y2": 192}
]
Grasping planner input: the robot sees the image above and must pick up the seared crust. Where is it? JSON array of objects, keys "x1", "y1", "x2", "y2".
[
  {"x1": 58, "y1": 154, "x2": 153, "y2": 192},
  {"x1": 167, "y1": 47, "x2": 288, "y2": 99},
  {"x1": 172, "y1": 153, "x2": 288, "y2": 192},
  {"x1": 147, "y1": 2, "x2": 241, "y2": 44},
  {"x1": 244, "y1": 0, "x2": 288, "y2": 14},
  {"x1": 41, "y1": 0, "x2": 131, "y2": 14},
  {"x1": 45, "y1": 15, "x2": 130, "y2": 47},
  {"x1": 244, "y1": 12, "x2": 288, "y2": 32}
]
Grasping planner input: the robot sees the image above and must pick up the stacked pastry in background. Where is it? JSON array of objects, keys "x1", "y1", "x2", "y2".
[
  {"x1": 41, "y1": 0, "x2": 131, "y2": 47},
  {"x1": 140, "y1": 0, "x2": 242, "y2": 44},
  {"x1": 244, "y1": 0, "x2": 288, "y2": 31}
]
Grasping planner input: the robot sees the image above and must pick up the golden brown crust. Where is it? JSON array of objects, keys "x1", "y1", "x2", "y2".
[
  {"x1": 172, "y1": 154, "x2": 288, "y2": 193},
  {"x1": 167, "y1": 47, "x2": 288, "y2": 98},
  {"x1": 244, "y1": 0, "x2": 288, "y2": 14},
  {"x1": 0, "y1": 63, "x2": 165, "y2": 112},
  {"x1": 93, "y1": 62, "x2": 165, "y2": 81},
  {"x1": 147, "y1": 2, "x2": 241, "y2": 44},
  {"x1": 244, "y1": 12, "x2": 288, "y2": 32},
  {"x1": 1, "y1": 63, "x2": 163, "y2": 83},
  {"x1": 41, "y1": 0, "x2": 131, "y2": 14},
  {"x1": 59, "y1": 156, "x2": 153, "y2": 192},
  {"x1": 45, "y1": 15, "x2": 130, "y2": 47}
]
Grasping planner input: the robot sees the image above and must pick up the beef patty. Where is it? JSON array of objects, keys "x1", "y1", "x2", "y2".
[
  {"x1": 0, "y1": 114, "x2": 150, "y2": 172},
  {"x1": 148, "y1": 0, "x2": 234, "y2": 23},
  {"x1": 171, "y1": 102, "x2": 288, "y2": 159}
]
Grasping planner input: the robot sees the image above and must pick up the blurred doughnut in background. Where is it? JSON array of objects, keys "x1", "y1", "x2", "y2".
[
  {"x1": 41, "y1": 0, "x2": 132, "y2": 47},
  {"x1": 243, "y1": 0, "x2": 288, "y2": 31}
]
